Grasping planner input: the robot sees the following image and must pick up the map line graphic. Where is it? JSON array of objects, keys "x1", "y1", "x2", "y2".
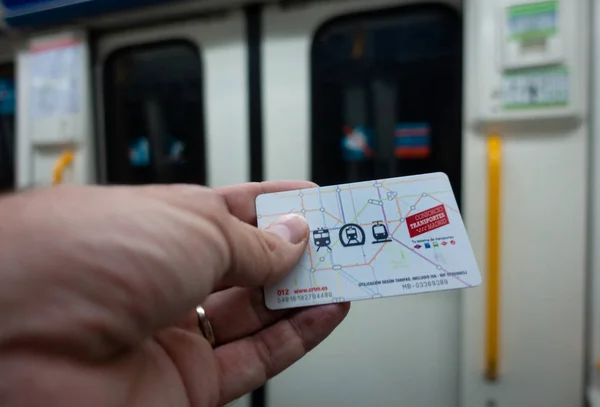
[
  {"x1": 264, "y1": 189, "x2": 466, "y2": 284},
  {"x1": 336, "y1": 187, "x2": 347, "y2": 223},
  {"x1": 270, "y1": 175, "x2": 444, "y2": 198},
  {"x1": 258, "y1": 176, "x2": 476, "y2": 305},
  {"x1": 380, "y1": 186, "x2": 469, "y2": 286},
  {"x1": 392, "y1": 236, "x2": 470, "y2": 286},
  {"x1": 334, "y1": 191, "x2": 467, "y2": 287}
]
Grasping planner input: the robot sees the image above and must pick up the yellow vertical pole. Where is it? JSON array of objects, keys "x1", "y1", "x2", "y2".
[
  {"x1": 52, "y1": 151, "x2": 74, "y2": 185},
  {"x1": 351, "y1": 26, "x2": 365, "y2": 59},
  {"x1": 485, "y1": 134, "x2": 502, "y2": 382}
]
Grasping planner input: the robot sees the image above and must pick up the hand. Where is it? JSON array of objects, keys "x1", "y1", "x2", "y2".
[{"x1": 0, "y1": 181, "x2": 351, "y2": 407}]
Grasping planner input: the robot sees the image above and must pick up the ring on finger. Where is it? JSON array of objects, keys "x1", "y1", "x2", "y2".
[{"x1": 196, "y1": 305, "x2": 216, "y2": 347}]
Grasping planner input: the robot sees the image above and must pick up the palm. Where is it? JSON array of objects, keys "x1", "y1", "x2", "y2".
[
  {"x1": 5, "y1": 326, "x2": 216, "y2": 407},
  {"x1": 0, "y1": 181, "x2": 350, "y2": 407},
  {"x1": 3, "y1": 288, "x2": 348, "y2": 407}
]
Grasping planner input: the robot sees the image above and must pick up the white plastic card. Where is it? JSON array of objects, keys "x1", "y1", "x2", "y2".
[{"x1": 256, "y1": 172, "x2": 482, "y2": 310}]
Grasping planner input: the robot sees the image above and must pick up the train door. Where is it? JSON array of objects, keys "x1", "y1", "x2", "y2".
[
  {"x1": 95, "y1": 13, "x2": 249, "y2": 188},
  {"x1": 263, "y1": 1, "x2": 462, "y2": 406},
  {"x1": 0, "y1": 61, "x2": 14, "y2": 192},
  {"x1": 0, "y1": 33, "x2": 16, "y2": 192}
]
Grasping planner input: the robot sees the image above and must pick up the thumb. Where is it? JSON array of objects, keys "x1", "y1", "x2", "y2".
[{"x1": 220, "y1": 213, "x2": 310, "y2": 287}]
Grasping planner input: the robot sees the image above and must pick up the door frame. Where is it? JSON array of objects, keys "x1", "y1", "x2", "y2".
[
  {"x1": 261, "y1": 0, "x2": 461, "y2": 182},
  {"x1": 261, "y1": 2, "x2": 463, "y2": 407},
  {"x1": 0, "y1": 36, "x2": 18, "y2": 191},
  {"x1": 93, "y1": 12, "x2": 250, "y2": 188}
]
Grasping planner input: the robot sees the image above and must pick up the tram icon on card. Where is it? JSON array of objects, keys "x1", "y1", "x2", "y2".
[
  {"x1": 312, "y1": 227, "x2": 332, "y2": 252},
  {"x1": 371, "y1": 221, "x2": 392, "y2": 244},
  {"x1": 256, "y1": 172, "x2": 483, "y2": 312}
]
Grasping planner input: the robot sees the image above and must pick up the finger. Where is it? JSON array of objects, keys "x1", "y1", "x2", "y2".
[
  {"x1": 0, "y1": 185, "x2": 234, "y2": 359},
  {"x1": 201, "y1": 287, "x2": 290, "y2": 346},
  {"x1": 104, "y1": 183, "x2": 312, "y2": 289},
  {"x1": 214, "y1": 302, "x2": 351, "y2": 405},
  {"x1": 136, "y1": 181, "x2": 316, "y2": 288},
  {"x1": 0, "y1": 183, "x2": 311, "y2": 361},
  {"x1": 133, "y1": 181, "x2": 318, "y2": 227},
  {"x1": 215, "y1": 181, "x2": 318, "y2": 224},
  {"x1": 219, "y1": 213, "x2": 310, "y2": 287}
]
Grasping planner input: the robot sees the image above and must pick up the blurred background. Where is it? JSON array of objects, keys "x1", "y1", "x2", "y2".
[{"x1": 0, "y1": 0, "x2": 595, "y2": 406}]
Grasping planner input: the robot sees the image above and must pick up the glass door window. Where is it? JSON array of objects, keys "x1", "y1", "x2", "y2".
[
  {"x1": 311, "y1": 4, "x2": 462, "y2": 203},
  {"x1": 260, "y1": 4, "x2": 465, "y2": 407},
  {"x1": 0, "y1": 63, "x2": 15, "y2": 192},
  {"x1": 103, "y1": 40, "x2": 206, "y2": 185}
]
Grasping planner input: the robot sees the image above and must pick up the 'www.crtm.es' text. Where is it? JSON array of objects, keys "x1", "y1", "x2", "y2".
[{"x1": 276, "y1": 287, "x2": 329, "y2": 296}]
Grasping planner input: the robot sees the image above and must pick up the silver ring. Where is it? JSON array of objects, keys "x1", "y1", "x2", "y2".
[{"x1": 196, "y1": 306, "x2": 216, "y2": 347}]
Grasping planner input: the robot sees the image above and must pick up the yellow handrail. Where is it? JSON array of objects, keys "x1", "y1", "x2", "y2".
[
  {"x1": 352, "y1": 26, "x2": 365, "y2": 59},
  {"x1": 485, "y1": 135, "x2": 502, "y2": 381},
  {"x1": 52, "y1": 151, "x2": 74, "y2": 185}
]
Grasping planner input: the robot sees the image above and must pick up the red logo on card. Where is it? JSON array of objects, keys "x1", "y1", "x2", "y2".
[{"x1": 406, "y1": 204, "x2": 450, "y2": 238}]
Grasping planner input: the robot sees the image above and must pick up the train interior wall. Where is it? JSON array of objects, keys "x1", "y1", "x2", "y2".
[{"x1": 4, "y1": 0, "x2": 598, "y2": 406}]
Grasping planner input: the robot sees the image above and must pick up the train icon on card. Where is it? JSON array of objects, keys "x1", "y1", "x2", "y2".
[
  {"x1": 255, "y1": 172, "x2": 482, "y2": 310},
  {"x1": 312, "y1": 221, "x2": 392, "y2": 250}
]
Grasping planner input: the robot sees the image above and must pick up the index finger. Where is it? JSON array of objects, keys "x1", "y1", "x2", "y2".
[{"x1": 216, "y1": 180, "x2": 318, "y2": 224}]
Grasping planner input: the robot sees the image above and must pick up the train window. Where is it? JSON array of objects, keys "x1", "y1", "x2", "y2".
[
  {"x1": 102, "y1": 40, "x2": 206, "y2": 185},
  {"x1": 311, "y1": 4, "x2": 463, "y2": 204},
  {"x1": 0, "y1": 63, "x2": 15, "y2": 192}
]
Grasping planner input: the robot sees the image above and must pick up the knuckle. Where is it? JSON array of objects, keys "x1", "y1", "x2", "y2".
[
  {"x1": 203, "y1": 189, "x2": 229, "y2": 215},
  {"x1": 287, "y1": 317, "x2": 308, "y2": 354},
  {"x1": 228, "y1": 226, "x2": 278, "y2": 285},
  {"x1": 253, "y1": 233, "x2": 280, "y2": 285},
  {"x1": 203, "y1": 193, "x2": 233, "y2": 268},
  {"x1": 176, "y1": 189, "x2": 233, "y2": 269},
  {"x1": 250, "y1": 289, "x2": 274, "y2": 327},
  {"x1": 252, "y1": 333, "x2": 278, "y2": 380}
]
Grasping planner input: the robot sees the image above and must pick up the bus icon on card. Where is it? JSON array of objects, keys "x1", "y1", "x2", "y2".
[{"x1": 255, "y1": 172, "x2": 482, "y2": 310}]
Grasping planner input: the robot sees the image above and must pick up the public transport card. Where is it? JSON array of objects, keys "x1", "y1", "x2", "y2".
[{"x1": 255, "y1": 172, "x2": 482, "y2": 310}]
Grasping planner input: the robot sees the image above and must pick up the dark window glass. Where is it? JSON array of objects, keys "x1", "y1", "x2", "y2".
[
  {"x1": 311, "y1": 4, "x2": 463, "y2": 205},
  {"x1": 0, "y1": 63, "x2": 15, "y2": 192},
  {"x1": 102, "y1": 40, "x2": 206, "y2": 185}
]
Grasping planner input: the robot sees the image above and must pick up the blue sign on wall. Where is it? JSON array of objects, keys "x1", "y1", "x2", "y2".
[
  {"x1": 341, "y1": 125, "x2": 374, "y2": 162},
  {"x1": 1, "y1": 0, "x2": 177, "y2": 27},
  {"x1": 394, "y1": 122, "x2": 431, "y2": 159},
  {"x1": 0, "y1": 79, "x2": 15, "y2": 116}
]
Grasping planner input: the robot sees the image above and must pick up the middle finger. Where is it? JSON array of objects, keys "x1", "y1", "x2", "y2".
[
  {"x1": 215, "y1": 180, "x2": 318, "y2": 225},
  {"x1": 201, "y1": 287, "x2": 291, "y2": 346}
]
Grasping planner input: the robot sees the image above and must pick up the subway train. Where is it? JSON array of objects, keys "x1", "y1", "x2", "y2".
[{"x1": 0, "y1": 0, "x2": 595, "y2": 406}]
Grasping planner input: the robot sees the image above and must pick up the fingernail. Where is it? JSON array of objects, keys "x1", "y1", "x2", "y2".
[{"x1": 266, "y1": 214, "x2": 308, "y2": 244}]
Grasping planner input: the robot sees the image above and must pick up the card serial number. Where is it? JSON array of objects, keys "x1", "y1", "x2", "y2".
[
  {"x1": 402, "y1": 279, "x2": 449, "y2": 290},
  {"x1": 277, "y1": 292, "x2": 334, "y2": 304}
]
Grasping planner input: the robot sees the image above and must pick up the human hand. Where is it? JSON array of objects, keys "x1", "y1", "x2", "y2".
[{"x1": 0, "y1": 181, "x2": 350, "y2": 407}]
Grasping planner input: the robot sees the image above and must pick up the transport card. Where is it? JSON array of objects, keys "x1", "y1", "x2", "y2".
[{"x1": 256, "y1": 172, "x2": 481, "y2": 310}]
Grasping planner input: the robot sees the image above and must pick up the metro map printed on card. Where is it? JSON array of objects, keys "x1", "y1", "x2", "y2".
[{"x1": 255, "y1": 172, "x2": 482, "y2": 310}]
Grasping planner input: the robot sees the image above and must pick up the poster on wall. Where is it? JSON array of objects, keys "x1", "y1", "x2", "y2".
[
  {"x1": 507, "y1": 0, "x2": 558, "y2": 42},
  {"x1": 0, "y1": 79, "x2": 15, "y2": 116},
  {"x1": 394, "y1": 122, "x2": 431, "y2": 159},
  {"x1": 501, "y1": 66, "x2": 569, "y2": 110},
  {"x1": 28, "y1": 36, "x2": 82, "y2": 119},
  {"x1": 341, "y1": 125, "x2": 374, "y2": 161}
]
